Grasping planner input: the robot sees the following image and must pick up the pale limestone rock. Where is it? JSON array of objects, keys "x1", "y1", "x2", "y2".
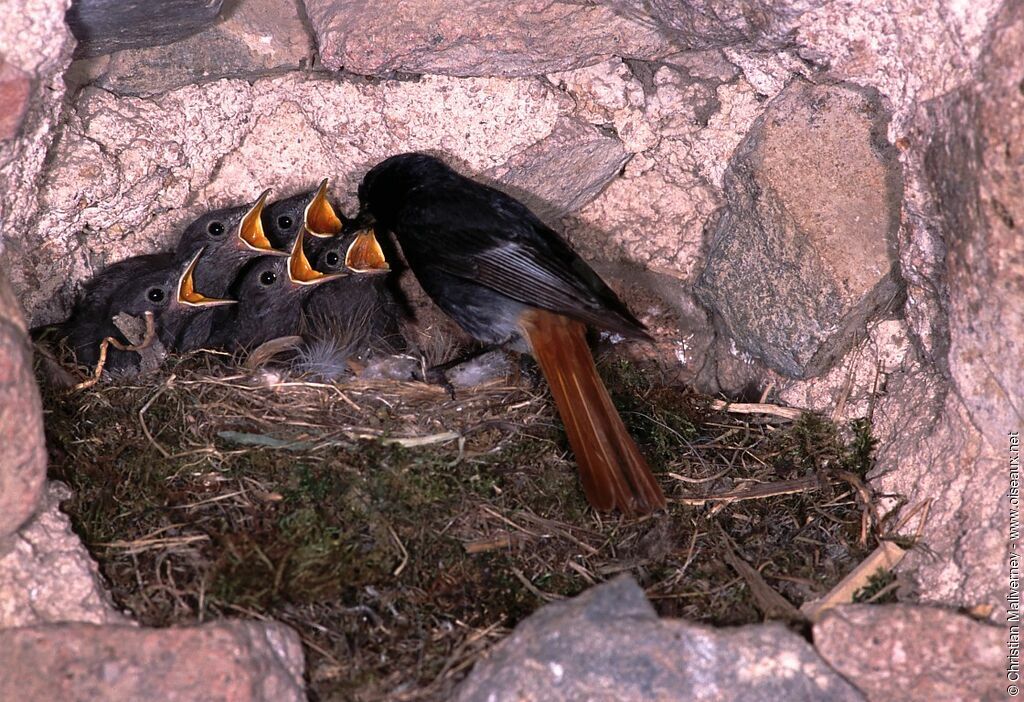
[{"x1": 0, "y1": 483, "x2": 125, "y2": 628}]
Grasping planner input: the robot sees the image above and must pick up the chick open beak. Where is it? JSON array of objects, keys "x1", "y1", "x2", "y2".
[
  {"x1": 288, "y1": 229, "x2": 345, "y2": 285},
  {"x1": 239, "y1": 189, "x2": 287, "y2": 255},
  {"x1": 177, "y1": 248, "x2": 237, "y2": 307},
  {"x1": 344, "y1": 229, "x2": 389, "y2": 274},
  {"x1": 304, "y1": 178, "x2": 343, "y2": 238}
]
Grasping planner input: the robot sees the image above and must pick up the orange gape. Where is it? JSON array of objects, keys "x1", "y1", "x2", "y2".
[{"x1": 519, "y1": 308, "x2": 667, "y2": 517}]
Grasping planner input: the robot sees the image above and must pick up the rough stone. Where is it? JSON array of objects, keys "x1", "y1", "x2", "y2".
[
  {"x1": 0, "y1": 482, "x2": 125, "y2": 628},
  {"x1": 695, "y1": 79, "x2": 902, "y2": 379},
  {"x1": 8, "y1": 72, "x2": 658, "y2": 327},
  {"x1": 82, "y1": 0, "x2": 316, "y2": 97},
  {"x1": 615, "y1": 0, "x2": 828, "y2": 50},
  {"x1": 555, "y1": 59, "x2": 758, "y2": 280},
  {"x1": 0, "y1": 269, "x2": 46, "y2": 540},
  {"x1": 0, "y1": 0, "x2": 76, "y2": 262},
  {"x1": 66, "y1": 0, "x2": 224, "y2": 59},
  {"x1": 304, "y1": 0, "x2": 679, "y2": 77},
  {"x1": 0, "y1": 620, "x2": 306, "y2": 701},
  {"x1": 814, "y1": 604, "x2": 1004, "y2": 701},
  {"x1": 869, "y1": 0, "x2": 1024, "y2": 614},
  {"x1": 0, "y1": 60, "x2": 32, "y2": 140},
  {"x1": 795, "y1": 0, "x2": 1001, "y2": 117},
  {"x1": 483, "y1": 117, "x2": 629, "y2": 223},
  {"x1": 455, "y1": 575, "x2": 864, "y2": 702},
  {"x1": 774, "y1": 318, "x2": 913, "y2": 419}
]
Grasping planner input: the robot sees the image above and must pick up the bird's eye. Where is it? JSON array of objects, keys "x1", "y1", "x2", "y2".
[
  {"x1": 207, "y1": 221, "x2": 226, "y2": 236},
  {"x1": 277, "y1": 215, "x2": 293, "y2": 230},
  {"x1": 325, "y1": 251, "x2": 340, "y2": 268},
  {"x1": 147, "y1": 288, "x2": 165, "y2": 303},
  {"x1": 259, "y1": 270, "x2": 277, "y2": 286}
]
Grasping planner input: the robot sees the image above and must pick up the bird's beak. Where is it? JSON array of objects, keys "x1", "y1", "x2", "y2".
[
  {"x1": 238, "y1": 189, "x2": 287, "y2": 255},
  {"x1": 304, "y1": 178, "x2": 343, "y2": 238},
  {"x1": 289, "y1": 229, "x2": 345, "y2": 285},
  {"x1": 344, "y1": 229, "x2": 389, "y2": 274},
  {"x1": 177, "y1": 249, "x2": 237, "y2": 307}
]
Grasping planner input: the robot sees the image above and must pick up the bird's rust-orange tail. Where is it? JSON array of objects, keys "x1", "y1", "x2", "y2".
[{"x1": 519, "y1": 308, "x2": 667, "y2": 517}]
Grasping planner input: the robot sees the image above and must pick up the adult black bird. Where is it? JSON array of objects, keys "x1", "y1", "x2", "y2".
[
  {"x1": 175, "y1": 190, "x2": 287, "y2": 297},
  {"x1": 63, "y1": 249, "x2": 235, "y2": 373},
  {"x1": 262, "y1": 178, "x2": 345, "y2": 250},
  {"x1": 354, "y1": 152, "x2": 666, "y2": 517}
]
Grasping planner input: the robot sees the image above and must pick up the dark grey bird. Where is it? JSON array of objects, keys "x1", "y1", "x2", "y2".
[
  {"x1": 174, "y1": 190, "x2": 287, "y2": 297},
  {"x1": 352, "y1": 152, "x2": 666, "y2": 517},
  {"x1": 262, "y1": 178, "x2": 345, "y2": 250},
  {"x1": 301, "y1": 227, "x2": 404, "y2": 356},
  {"x1": 62, "y1": 249, "x2": 235, "y2": 373},
  {"x1": 208, "y1": 229, "x2": 348, "y2": 352}
]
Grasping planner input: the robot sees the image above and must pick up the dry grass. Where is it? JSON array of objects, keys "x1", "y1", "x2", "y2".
[{"x1": 39, "y1": 347, "x2": 885, "y2": 701}]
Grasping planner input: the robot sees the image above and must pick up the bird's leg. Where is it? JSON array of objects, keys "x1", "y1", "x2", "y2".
[
  {"x1": 109, "y1": 311, "x2": 157, "y2": 352},
  {"x1": 74, "y1": 312, "x2": 157, "y2": 391},
  {"x1": 414, "y1": 342, "x2": 502, "y2": 398}
]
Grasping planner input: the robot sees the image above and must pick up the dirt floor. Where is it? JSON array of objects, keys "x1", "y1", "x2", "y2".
[{"x1": 37, "y1": 343, "x2": 889, "y2": 701}]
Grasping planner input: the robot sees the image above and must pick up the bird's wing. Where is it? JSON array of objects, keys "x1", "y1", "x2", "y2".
[{"x1": 399, "y1": 188, "x2": 647, "y2": 338}]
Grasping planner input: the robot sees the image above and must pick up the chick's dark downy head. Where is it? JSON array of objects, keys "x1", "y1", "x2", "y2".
[
  {"x1": 262, "y1": 178, "x2": 344, "y2": 250},
  {"x1": 210, "y1": 229, "x2": 343, "y2": 352},
  {"x1": 62, "y1": 250, "x2": 234, "y2": 372},
  {"x1": 174, "y1": 190, "x2": 286, "y2": 297}
]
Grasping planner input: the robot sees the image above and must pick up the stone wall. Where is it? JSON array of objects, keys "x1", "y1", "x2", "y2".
[{"x1": 0, "y1": 0, "x2": 1018, "y2": 697}]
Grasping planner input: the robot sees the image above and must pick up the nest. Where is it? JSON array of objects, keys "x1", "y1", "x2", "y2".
[{"x1": 39, "y1": 347, "x2": 893, "y2": 701}]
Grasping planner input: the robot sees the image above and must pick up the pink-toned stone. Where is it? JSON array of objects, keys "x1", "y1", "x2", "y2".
[
  {"x1": 0, "y1": 620, "x2": 306, "y2": 701},
  {"x1": 814, "y1": 604, "x2": 1003, "y2": 701},
  {"x1": 871, "y1": 0, "x2": 1024, "y2": 613},
  {"x1": 0, "y1": 60, "x2": 31, "y2": 140},
  {"x1": 0, "y1": 269, "x2": 46, "y2": 540},
  {"x1": 304, "y1": 0, "x2": 679, "y2": 77},
  {"x1": 0, "y1": 482, "x2": 125, "y2": 628}
]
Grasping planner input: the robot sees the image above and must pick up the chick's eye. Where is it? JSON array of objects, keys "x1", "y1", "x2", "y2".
[
  {"x1": 325, "y1": 251, "x2": 340, "y2": 268},
  {"x1": 147, "y1": 288, "x2": 165, "y2": 303},
  {"x1": 259, "y1": 270, "x2": 277, "y2": 286},
  {"x1": 277, "y1": 215, "x2": 293, "y2": 230},
  {"x1": 207, "y1": 221, "x2": 225, "y2": 236}
]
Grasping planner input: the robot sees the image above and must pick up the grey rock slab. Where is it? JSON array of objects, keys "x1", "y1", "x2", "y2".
[
  {"x1": 304, "y1": 0, "x2": 680, "y2": 77},
  {"x1": 695, "y1": 79, "x2": 902, "y2": 379},
  {"x1": 455, "y1": 575, "x2": 864, "y2": 702},
  {"x1": 66, "y1": 0, "x2": 224, "y2": 58},
  {"x1": 83, "y1": 0, "x2": 316, "y2": 97},
  {"x1": 484, "y1": 117, "x2": 629, "y2": 224},
  {"x1": 0, "y1": 482, "x2": 126, "y2": 628}
]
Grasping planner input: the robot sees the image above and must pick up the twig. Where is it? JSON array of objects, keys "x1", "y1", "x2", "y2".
[
  {"x1": 710, "y1": 399, "x2": 803, "y2": 421},
  {"x1": 717, "y1": 527, "x2": 803, "y2": 621},
  {"x1": 678, "y1": 476, "x2": 820, "y2": 506},
  {"x1": 799, "y1": 541, "x2": 907, "y2": 621},
  {"x1": 388, "y1": 524, "x2": 409, "y2": 577},
  {"x1": 139, "y1": 373, "x2": 176, "y2": 458}
]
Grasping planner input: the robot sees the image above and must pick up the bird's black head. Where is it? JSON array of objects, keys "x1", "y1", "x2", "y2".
[{"x1": 356, "y1": 153, "x2": 455, "y2": 230}]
